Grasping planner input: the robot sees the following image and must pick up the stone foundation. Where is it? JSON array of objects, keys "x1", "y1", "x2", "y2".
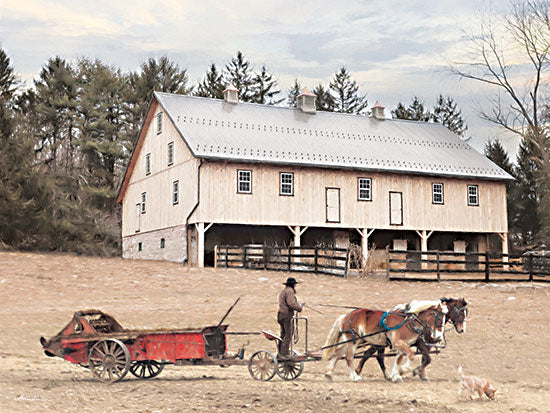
[{"x1": 122, "y1": 225, "x2": 187, "y2": 263}]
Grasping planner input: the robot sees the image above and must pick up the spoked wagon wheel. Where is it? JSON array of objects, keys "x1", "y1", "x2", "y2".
[
  {"x1": 129, "y1": 360, "x2": 164, "y2": 379},
  {"x1": 276, "y1": 350, "x2": 304, "y2": 381},
  {"x1": 88, "y1": 339, "x2": 131, "y2": 383},
  {"x1": 248, "y1": 350, "x2": 277, "y2": 381}
]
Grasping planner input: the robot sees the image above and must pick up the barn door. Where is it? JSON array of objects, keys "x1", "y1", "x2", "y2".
[
  {"x1": 326, "y1": 188, "x2": 340, "y2": 223},
  {"x1": 135, "y1": 203, "x2": 141, "y2": 232},
  {"x1": 389, "y1": 191, "x2": 403, "y2": 225}
]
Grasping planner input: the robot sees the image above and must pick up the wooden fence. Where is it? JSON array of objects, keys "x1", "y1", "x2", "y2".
[
  {"x1": 387, "y1": 249, "x2": 550, "y2": 282},
  {"x1": 214, "y1": 244, "x2": 350, "y2": 277}
]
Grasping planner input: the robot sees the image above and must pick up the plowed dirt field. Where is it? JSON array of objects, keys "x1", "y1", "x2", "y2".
[{"x1": 0, "y1": 251, "x2": 549, "y2": 412}]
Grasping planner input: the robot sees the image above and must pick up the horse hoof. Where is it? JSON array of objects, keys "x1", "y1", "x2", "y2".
[
  {"x1": 324, "y1": 373, "x2": 333, "y2": 382},
  {"x1": 420, "y1": 376, "x2": 428, "y2": 382},
  {"x1": 391, "y1": 376, "x2": 403, "y2": 383}
]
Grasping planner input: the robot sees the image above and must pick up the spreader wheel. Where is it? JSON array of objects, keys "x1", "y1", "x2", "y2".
[
  {"x1": 248, "y1": 350, "x2": 277, "y2": 381},
  {"x1": 276, "y1": 350, "x2": 304, "y2": 381},
  {"x1": 88, "y1": 339, "x2": 131, "y2": 383},
  {"x1": 129, "y1": 360, "x2": 164, "y2": 379}
]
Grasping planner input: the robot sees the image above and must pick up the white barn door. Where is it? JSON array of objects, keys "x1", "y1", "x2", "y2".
[
  {"x1": 326, "y1": 188, "x2": 340, "y2": 223},
  {"x1": 389, "y1": 191, "x2": 403, "y2": 225}
]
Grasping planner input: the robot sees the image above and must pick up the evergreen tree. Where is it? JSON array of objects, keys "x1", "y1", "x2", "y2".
[
  {"x1": 0, "y1": 48, "x2": 18, "y2": 100},
  {"x1": 432, "y1": 95, "x2": 467, "y2": 136},
  {"x1": 33, "y1": 57, "x2": 79, "y2": 171},
  {"x1": 392, "y1": 97, "x2": 430, "y2": 121},
  {"x1": 312, "y1": 83, "x2": 335, "y2": 112},
  {"x1": 195, "y1": 63, "x2": 225, "y2": 99},
  {"x1": 129, "y1": 56, "x2": 192, "y2": 135},
  {"x1": 328, "y1": 67, "x2": 368, "y2": 114},
  {"x1": 224, "y1": 51, "x2": 254, "y2": 102},
  {"x1": 76, "y1": 58, "x2": 133, "y2": 209},
  {"x1": 513, "y1": 139, "x2": 541, "y2": 245},
  {"x1": 287, "y1": 79, "x2": 302, "y2": 107},
  {"x1": 251, "y1": 65, "x2": 282, "y2": 105},
  {"x1": 485, "y1": 140, "x2": 517, "y2": 240}
]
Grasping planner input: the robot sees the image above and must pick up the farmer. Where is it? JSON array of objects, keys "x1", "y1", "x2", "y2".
[{"x1": 277, "y1": 277, "x2": 303, "y2": 358}]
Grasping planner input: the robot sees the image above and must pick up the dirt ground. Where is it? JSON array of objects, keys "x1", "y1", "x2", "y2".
[{"x1": 0, "y1": 251, "x2": 549, "y2": 413}]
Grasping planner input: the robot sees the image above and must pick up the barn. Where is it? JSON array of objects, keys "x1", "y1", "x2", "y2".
[{"x1": 116, "y1": 87, "x2": 513, "y2": 267}]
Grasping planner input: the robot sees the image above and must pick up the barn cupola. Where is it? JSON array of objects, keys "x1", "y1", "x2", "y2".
[
  {"x1": 223, "y1": 83, "x2": 239, "y2": 103},
  {"x1": 296, "y1": 87, "x2": 317, "y2": 114},
  {"x1": 371, "y1": 101, "x2": 385, "y2": 120}
]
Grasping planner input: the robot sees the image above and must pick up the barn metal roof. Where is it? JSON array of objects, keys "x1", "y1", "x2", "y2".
[{"x1": 155, "y1": 92, "x2": 513, "y2": 181}]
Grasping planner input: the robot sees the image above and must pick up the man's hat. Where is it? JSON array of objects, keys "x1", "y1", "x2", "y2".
[{"x1": 283, "y1": 277, "x2": 299, "y2": 286}]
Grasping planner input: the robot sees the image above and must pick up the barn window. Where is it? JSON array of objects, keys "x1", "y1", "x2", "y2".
[
  {"x1": 467, "y1": 185, "x2": 479, "y2": 206},
  {"x1": 157, "y1": 112, "x2": 162, "y2": 134},
  {"x1": 145, "y1": 153, "x2": 151, "y2": 175},
  {"x1": 138, "y1": 242, "x2": 142, "y2": 252},
  {"x1": 167, "y1": 142, "x2": 174, "y2": 166},
  {"x1": 160, "y1": 238, "x2": 165, "y2": 249},
  {"x1": 432, "y1": 183, "x2": 444, "y2": 204},
  {"x1": 141, "y1": 192, "x2": 146, "y2": 213},
  {"x1": 172, "y1": 180, "x2": 179, "y2": 205},
  {"x1": 237, "y1": 170, "x2": 252, "y2": 194},
  {"x1": 280, "y1": 172, "x2": 294, "y2": 196},
  {"x1": 358, "y1": 178, "x2": 372, "y2": 201}
]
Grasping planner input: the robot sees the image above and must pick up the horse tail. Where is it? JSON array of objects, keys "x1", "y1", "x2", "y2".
[{"x1": 322, "y1": 314, "x2": 346, "y2": 360}]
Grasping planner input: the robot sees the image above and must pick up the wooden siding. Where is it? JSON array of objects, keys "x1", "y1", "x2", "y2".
[
  {"x1": 194, "y1": 161, "x2": 508, "y2": 233},
  {"x1": 121, "y1": 100, "x2": 199, "y2": 237}
]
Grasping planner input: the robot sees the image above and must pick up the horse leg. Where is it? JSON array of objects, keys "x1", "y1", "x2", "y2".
[
  {"x1": 375, "y1": 347, "x2": 390, "y2": 381},
  {"x1": 355, "y1": 346, "x2": 377, "y2": 376},
  {"x1": 346, "y1": 343, "x2": 362, "y2": 381},
  {"x1": 324, "y1": 338, "x2": 347, "y2": 381},
  {"x1": 389, "y1": 340, "x2": 415, "y2": 382},
  {"x1": 412, "y1": 340, "x2": 431, "y2": 381},
  {"x1": 324, "y1": 354, "x2": 338, "y2": 382}
]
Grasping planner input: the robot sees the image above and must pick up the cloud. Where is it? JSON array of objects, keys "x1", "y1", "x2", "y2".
[{"x1": 0, "y1": 0, "x2": 527, "y2": 152}]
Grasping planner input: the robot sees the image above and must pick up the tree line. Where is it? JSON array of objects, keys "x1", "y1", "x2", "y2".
[{"x1": 1, "y1": 0, "x2": 548, "y2": 257}]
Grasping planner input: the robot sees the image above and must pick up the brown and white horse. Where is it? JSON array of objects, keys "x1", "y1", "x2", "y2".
[
  {"x1": 323, "y1": 300, "x2": 447, "y2": 382},
  {"x1": 354, "y1": 297, "x2": 468, "y2": 381}
]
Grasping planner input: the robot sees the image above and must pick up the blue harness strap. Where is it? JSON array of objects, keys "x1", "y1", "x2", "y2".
[{"x1": 379, "y1": 311, "x2": 406, "y2": 331}]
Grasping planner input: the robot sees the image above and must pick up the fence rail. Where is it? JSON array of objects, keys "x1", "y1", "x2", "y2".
[
  {"x1": 214, "y1": 244, "x2": 350, "y2": 277},
  {"x1": 387, "y1": 249, "x2": 550, "y2": 282}
]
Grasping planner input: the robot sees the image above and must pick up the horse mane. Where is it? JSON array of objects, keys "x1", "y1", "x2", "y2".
[{"x1": 393, "y1": 300, "x2": 444, "y2": 314}]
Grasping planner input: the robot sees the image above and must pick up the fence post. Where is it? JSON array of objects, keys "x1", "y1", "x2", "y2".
[
  {"x1": 314, "y1": 246, "x2": 318, "y2": 273},
  {"x1": 288, "y1": 247, "x2": 292, "y2": 272},
  {"x1": 214, "y1": 245, "x2": 218, "y2": 268},
  {"x1": 243, "y1": 246, "x2": 247, "y2": 269},
  {"x1": 436, "y1": 251, "x2": 440, "y2": 282},
  {"x1": 528, "y1": 255, "x2": 533, "y2": 281},
  {"x1": 485, "y1": 252, "x2": 490, "y2": 281},
  {"x1": 225, "y1": 247, "x2": 229, "y2": 268},
  {"x1": 386, "y1": 246, "x2": 390, "y2": 278},
  {"x1": 344, "y1": 249, "x2": 350, "y2": 278}
]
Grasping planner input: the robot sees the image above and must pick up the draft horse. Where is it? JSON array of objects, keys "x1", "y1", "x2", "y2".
[
  {"x1": 354, "y1": 297, "x2": 468, "y2": 381},
  {"x1": 323, "y1": 301, "x2": 448, "y2": 382}
]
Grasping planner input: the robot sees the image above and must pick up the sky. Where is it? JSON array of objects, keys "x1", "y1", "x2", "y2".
[{"x1": 0, "y1": 0, "x2": 527, "y2": 155}]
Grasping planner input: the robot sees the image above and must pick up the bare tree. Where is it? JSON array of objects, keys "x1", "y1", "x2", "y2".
[{"x1": 449, "y1": 0, "x2": 550, "y2": 242}]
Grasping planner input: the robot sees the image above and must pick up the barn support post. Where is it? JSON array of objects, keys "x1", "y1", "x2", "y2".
[
  {"x1": 356, "y1": 228, "x2": 375, "y2": 270},
  {"x1": 498, "y1": 232, "x2": 509, "y2": 269},
  {"x1": 288, "y1": 225, "x2": 308, "y2": 264},
  {"x1": 195, "y1": 222, "x2": 213, "y2": 268},
  {"x1": 415, "y1": 230, "x2": 433, "y2": 269}
]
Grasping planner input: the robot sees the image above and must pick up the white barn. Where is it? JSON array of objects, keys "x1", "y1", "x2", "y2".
[{"x1": 116, "y1": 87, "x2": 513, "y2": 267}]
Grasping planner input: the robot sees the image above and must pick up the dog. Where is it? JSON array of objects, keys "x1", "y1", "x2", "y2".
[{"x1": 458, "y1": 366, "x2": 496, "y2": 400}]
